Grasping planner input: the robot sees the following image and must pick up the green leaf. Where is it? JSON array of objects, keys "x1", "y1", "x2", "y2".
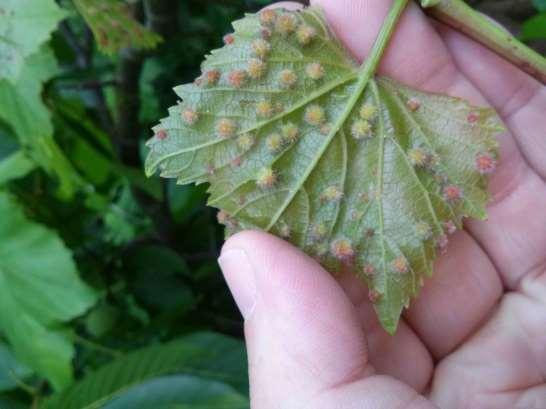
[
  {"x1": 102, "y1": 375, "x2": 248, "y2": 409},
  {"x1": 522, "y1": 13, "x2": 546, "y2": 41},
  {"x1": 0, "y1": 150, "x2": 36, "y2": 185},
  {"x1": 103, "y1": 183, "x2": 153, "y2": 245},
  {"x1": 532, "y1": 0, "x2": 546, "y2": 12},
  {"x1": 43, "y1": 332, "x2": 248, "y2": 409},
  {"x1": 0, "y1": 395, "x2": 28, "y2": 409},
  {"x1": 73, "y1": 0, "x2": 162, "y2": 55},
  {"x1": 0, "y1": 192, "x2": 98, "y2": 388},
  {"x1": 84, "y1": 303, "x2": 120, "y2": 338},
  {"x1": 144, "y1": 7, "x2": 503, "y2": 333},
  {"x1": 0, "y1": 46, "x2": 85, "y2": 198},
  {"x1": 0, "y1": 0, "x2": 66, "y2": 82},
  {"x1": 167, "y1": 182, "x2": 208, "y2": 224},
  {"x1": 0, "y1": 342, "x2": 32, "y2": 392}
]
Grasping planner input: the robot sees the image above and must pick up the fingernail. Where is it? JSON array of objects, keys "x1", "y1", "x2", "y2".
[{"x1": 218, "y1": 248, "x2": 256, "y2": 319}]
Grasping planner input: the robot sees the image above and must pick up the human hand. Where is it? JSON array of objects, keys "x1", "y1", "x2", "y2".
[{"x1": 218, "y1": 0, "x2": 546, "y2": 407}]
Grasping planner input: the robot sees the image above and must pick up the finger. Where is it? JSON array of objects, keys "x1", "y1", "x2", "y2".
[
  {"x1": 338, "y1": 272, "x2": 433, "y2": 392},
  {"x1": 437, "y1": 25, "x2": 546, "y2": 180},
  {"x1": 430, "y1": 279, "x2": 546, "y2": 407},
  {"x1": 264, "y1": 1, "x2": 302, "y2": 11},
  {"x1": 219, "y1": 230, "x2": 370, "y2": 405},
  {"x1": 311, "y1": 0, "x2": 458, "y2": 91},
  {"x1": 219, "y1": 231, "x2": 434, "y2": 408},
  {"x1": 403, "y1": 230, "x2": 503, "y2": 358}
]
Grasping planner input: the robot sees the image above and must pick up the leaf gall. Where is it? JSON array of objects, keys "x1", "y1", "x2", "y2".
[
  {"x1": 305, "y1": 62, "x2": 325, "y2": 80},
  {"x1": 330, "y1": 238, "x2": 354, "y2": 261},
  {"x1": 251, "y1": 39, "x2": 271, "y2": 59},
  {"x1": 475, "y1": 153, "x2": 496, "y2": 174},
  {"x1": 256, "y1": 167, "x2": 277, "y2": 188},
  {"x1": 275, "y1": 13, "x2": 298, "y2": 36},
  {"x1": 181, "y1": 108, "x2": 198, "y2": 126},
  {"x1": 247, "y1": 58, "x2": 267, "y2": 80},
  {"x1": 227, "y1": 70, "x2": 248, "y2": 88},
  {"x1": 304, "y1": 104, "x2": 326, "y2": 126},
  {"x1": 296, "y1": 25, "x2": 316, "y2": 45},
  {"x1": 216, "y1": 118, "x2": 237, "y2": 138},
  {"x1": 351, "y1": 119, "x2": 372, "y2": 139},
  {"x1": 279, "y1": 69, "x2": 297, "y2": 88}
]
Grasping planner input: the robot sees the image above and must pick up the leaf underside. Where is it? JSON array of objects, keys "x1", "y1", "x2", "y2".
[{"x1": 145, "y1": 7, "x2": 503, "y2": 333}]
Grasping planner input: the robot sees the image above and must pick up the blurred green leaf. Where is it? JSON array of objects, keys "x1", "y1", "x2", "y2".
[
  {"x1": 0, "y1": 192, "x2": 98, "y2": 389},
  {"x1": 125, "y1": 244, "x2": 190, "y2": 277},
  {"x1": 73, "y1": 0, "x2": 162, "y2": 55},
  {"x1": 0, "y1": 46, "x2": 85, "y2": 198},
  {"x1": 139, "y1": 59, "x2": 163, "y2": 123},
  {"x1": 522, "y1": 13, "x2": 546, "y2": 41},
  {"x1": 168, "y1": 182, "x2": 208, "y2": 224},
  {"x1": 0, "y1": 151, "x2": 36, "y2": 185},
  {"x1": 133, "y1": 269, "x2": 195, "y2": 313},
  {"x1": 0, "y1": 126, "x2": 19, "y2": 158},
  {"x1": 0, "y1": 343, "x2": 32, "y2": 392},
  {"x1": 85, "y1": 304, "x2": 120, "y2": 338},
  {"x1": 0, "y1": 395, "x2": 28, "y2": 409},
  {"x1": 103, "y1": 183, "x2": 153, "y2": 245},
  {"x1": 0, "y1": 0, "x2": 66, "y2": 82},
  {"x1": 102, "y1": 375, "x2": 248, "y2": 409},
  {"x1": 43, "y1": 332, "x2": 247, "y2": 409},
  {"x1": 532, "y1": 0, "x2": 546, "y2": 11}
]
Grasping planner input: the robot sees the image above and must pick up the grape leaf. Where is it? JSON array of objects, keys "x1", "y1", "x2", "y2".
[
  {"x1": 73, "y1": 0, "x2": 162, "y2": 55},
  {"x1": 0, "y1": 0, "x2": 66, "y2": 82},
  {"x1": 144, "y1": 7, "x2": 503, "y2": 333}
]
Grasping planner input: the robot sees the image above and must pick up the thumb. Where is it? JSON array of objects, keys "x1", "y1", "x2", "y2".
[{"x1": 218, "y1": 231, "x2": 435, "y2": 409}]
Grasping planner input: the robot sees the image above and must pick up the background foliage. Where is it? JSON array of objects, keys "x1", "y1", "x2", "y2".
[{"x1": 0, "y1": 0, "x2": 543, "y2": 408}]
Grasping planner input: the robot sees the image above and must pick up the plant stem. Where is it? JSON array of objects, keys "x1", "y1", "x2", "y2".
[
  {"x1": 425, "y1": 0, "x2": 546, "y2": 83},
  {"x1": 72, "y1": 334, "x2": 122, "y2": 358},
  {"x1": 356, "y1": 0, "x2": 410, "y2": 90}
]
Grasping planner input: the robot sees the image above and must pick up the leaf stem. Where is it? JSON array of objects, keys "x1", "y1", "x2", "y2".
[
  {"x1": 424, "y1": 0, "x2": 546, "y2": 84},
  {"x1": 356, "y1": 0, "x2": 410, "y2": 87}
]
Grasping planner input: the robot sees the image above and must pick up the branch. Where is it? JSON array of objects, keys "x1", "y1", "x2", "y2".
[
  {"x1": 424, "y1": 0, "x2": 546, "y2": 84},
  {"x1": 59, "y1": 22, "x2": 115, "y2": 134},
  {"x1": 114, "y1": 0, "x2": 179, "y2": 166},
  {"x1": 58, "y1": 79, "x2": 119, "y2": 90},
  {"x1": 59, "y1": 21, "x2": 90, "y2": 68}
]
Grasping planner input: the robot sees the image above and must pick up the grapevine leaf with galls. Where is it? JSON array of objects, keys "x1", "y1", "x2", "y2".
[{"x1": 145, "y1": 7, "x2": 504, "y2": 334}]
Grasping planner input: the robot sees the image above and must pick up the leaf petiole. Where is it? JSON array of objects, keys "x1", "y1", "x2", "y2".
[
  {"x1": 355, "y1": 0, "x2": 411, "y2": 93},
  {"x1": 424, "y1": 0, "x2": 546, "y2": 84}
]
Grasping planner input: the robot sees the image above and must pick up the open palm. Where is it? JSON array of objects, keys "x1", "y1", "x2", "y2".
[{"x1": 218, "y1": 0, "x2": 546, "y2": 407}]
